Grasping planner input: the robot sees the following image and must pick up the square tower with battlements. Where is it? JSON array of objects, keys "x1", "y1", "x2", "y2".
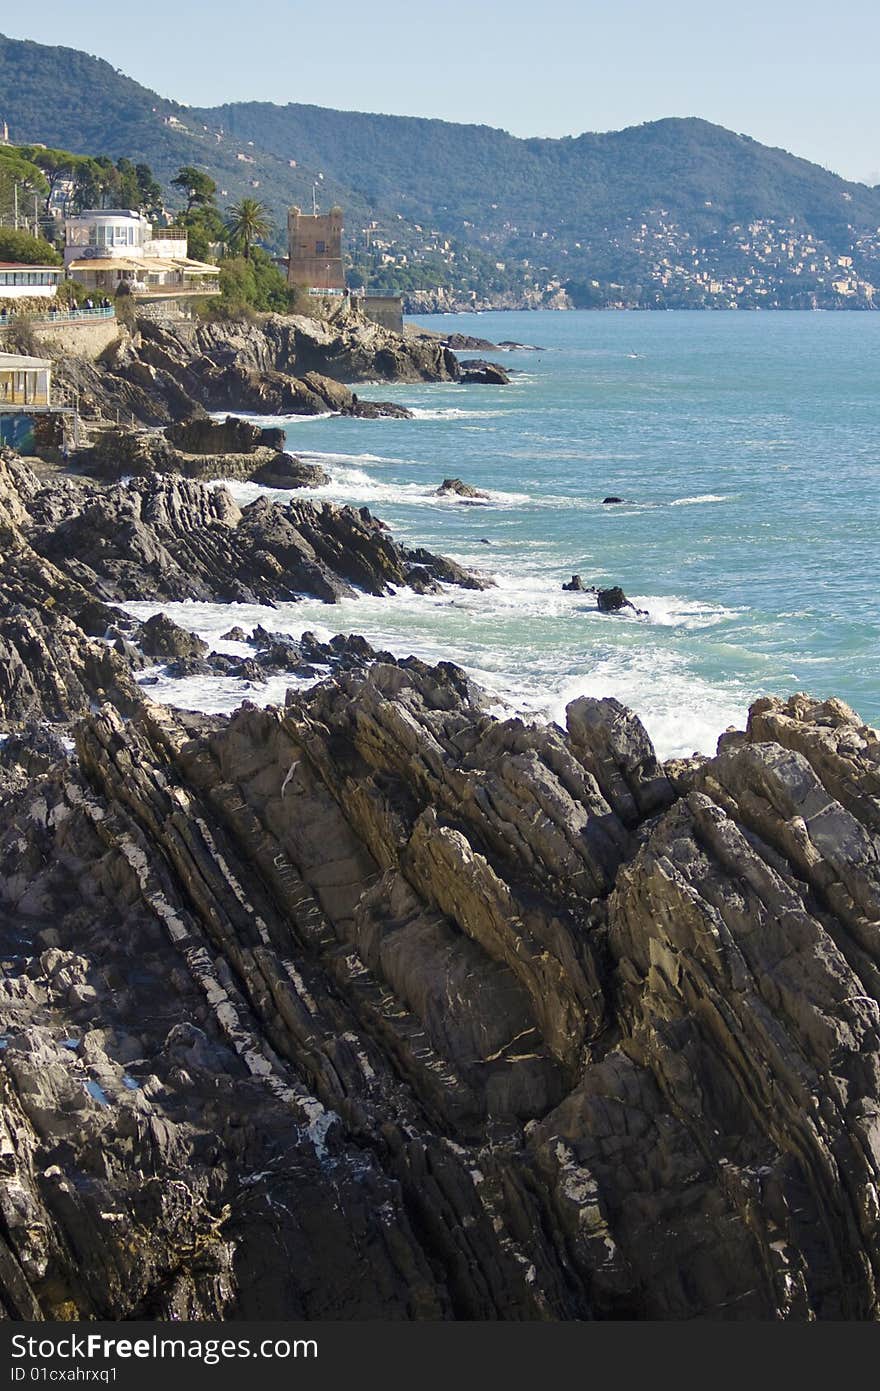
[{"x1": 287, "y1": 205, "x2": 345, "y2": 291}]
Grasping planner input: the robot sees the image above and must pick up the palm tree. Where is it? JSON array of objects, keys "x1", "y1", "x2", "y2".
[{"x1": 224, "y1": 198, "x2": 272, "y2": 260}]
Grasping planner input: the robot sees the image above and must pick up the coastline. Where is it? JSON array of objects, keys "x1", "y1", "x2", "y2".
[{"x1": 1, "y1": 305, "x2": 880, "y2": 1322}]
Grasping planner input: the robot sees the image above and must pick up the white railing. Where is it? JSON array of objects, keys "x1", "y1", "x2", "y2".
[{"x1": 0, "y1": 305, "x2": 116, "y2": 329}]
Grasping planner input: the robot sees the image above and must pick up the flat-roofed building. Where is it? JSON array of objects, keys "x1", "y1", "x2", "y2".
[
  {"x1": 64, "y1": 210, "x2": 219, "y2": 303},
  {"x1": 0, "y1": 263, "x2": 63, "y2": 301},
  {"x1": 0, "y1": 350, "x2": 52, "y2": 406}
]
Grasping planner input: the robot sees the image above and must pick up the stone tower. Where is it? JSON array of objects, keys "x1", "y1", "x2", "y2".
[{"x1": 286, "y1": 205, "x2": 345, "y2": 291}]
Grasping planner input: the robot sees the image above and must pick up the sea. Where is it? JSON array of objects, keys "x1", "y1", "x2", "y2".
[{"x1": 124, "y1": 309, "x2": 880, "y2": 761}]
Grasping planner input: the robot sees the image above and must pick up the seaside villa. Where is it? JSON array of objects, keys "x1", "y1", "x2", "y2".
[{"x1": 64, "y1": 210, "x2": 219, "y2": 305}]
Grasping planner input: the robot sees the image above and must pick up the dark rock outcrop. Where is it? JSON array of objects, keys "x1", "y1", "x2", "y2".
[
  {"x1": 3, "y1": 663, "x2": 880, "y2": 1320},
  {"x1": 81, "y1": 427, "x2": 331, "y2": 492},
  {"x1": 457, "y1": 360, "x2": 511, "y2": 385},
  {"x1": 54, "y1": 312, "x2": 452, "y2": 429},
  {"x1": 22, "y1": 471, "x2": 492, "y2": 609},
  {"x1": 6, "y1": 443, "x2": 880, "y2": 1321},
  {"x1": 435, "y1": 478, "x2": 490, "y2": 500},
  {"x1": 596, "y1": 586, "x2": 647, "y2": 616},
  {"x1": 137, "y1": 613, "x2": 209, "y2": 661},
  {"x1": 166, "y1": 415, "x2": 286, "y2": 455}
]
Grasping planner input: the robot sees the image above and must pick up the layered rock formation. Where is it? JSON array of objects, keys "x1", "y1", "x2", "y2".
[
  {"x1": 3, "y1": 620, "x2": 880, "y2": 1319},
  {"x1": 3, "y1": 441, "x2": 880, "y2": 1321},
  {"x1": 80, "y1": 427, "x2": 332, "y2": 491},
  {"x1": 54, "y1": 312, "x2": 457, "y2": 429},
  {"x1": 0, "y1": 453, "x2": 490, "y2": 617}
]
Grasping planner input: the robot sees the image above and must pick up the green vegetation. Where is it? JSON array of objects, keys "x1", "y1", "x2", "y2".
[
  {"x1": 170, "y1": 166, "x2": 216, "y2": 213},
  {"x1": 224, "y1": 198, "x2": 271, "y2": 260},
  {"x1": 0, "y1": 226, "x2": 62, "y2": 264},
  {"x1": 54, "y1": 277, "x2": 88, "y2": 307},
  {"x1": 212, "y1": 247, "x2": 290, "y2": 317},
  {"x1": 4, "y1": 32, "x2": 880, "y2": 309},
  {"x1": 0, "y1": 145, "x2": 48, "y2": 229}
]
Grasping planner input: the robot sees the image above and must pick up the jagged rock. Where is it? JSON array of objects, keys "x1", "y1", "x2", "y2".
[
  {"x1": 80, "y1": 427, "x2": 330, "y2": 491},
  {"x1": 53, "y1": 311, "x2": 451, "y2": 429},
  {"x1": 4, "y1": 666, "x2": 880, "y2": 1319},
  {"x1": 457, "y1": 360, "x2": 511, "y2": 385},
  {"x1": 166, "y1": 415, "x2": 285, "y2": 454},
  {"x1": 444, "y1": 333, "x2": 498, "y2": 350},
  {"x1": 602, "y1": 496, "x2": 624, "y2": 504},
  {"x1": 563, "y1": 574, "x2": 591, "y2": 592},
  {"x1": 137, "y1": 613, "x2": 209, "y2": 662},
  {"x1": 350, "y1": 395, "x2": 413, "y2": 420},
  {"x1": 596, "y1": 586, "x2": 647, "y2": 616},
  {"x1": 250, "y1": 454, "x2": 330, "y2": 490},
  {"x1": 435, "y1": 478, "x2": 490, "y2": 500},
  {"x1": 221, "y1": 626, "x2": 249, "y2": 642},
  {"x1": 28, "y1": 473, "x2": 491, "y2": 608}
]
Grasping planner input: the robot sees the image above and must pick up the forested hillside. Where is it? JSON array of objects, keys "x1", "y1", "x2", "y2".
[{"x1": 4, "y1": 32, "x2": 880, "y2": 308}]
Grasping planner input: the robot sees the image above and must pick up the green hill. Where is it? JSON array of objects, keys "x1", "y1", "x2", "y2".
[{"x1": 3, "y1": 31, "x2": 880, "y2": 308}]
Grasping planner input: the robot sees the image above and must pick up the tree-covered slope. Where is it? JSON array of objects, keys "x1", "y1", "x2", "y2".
[
  {"x1": 4, "y1": 31, "x2": 880, "y2": 307},
  {"x1": 198, "y1": 101, "x2": 880, "y2": 240}
]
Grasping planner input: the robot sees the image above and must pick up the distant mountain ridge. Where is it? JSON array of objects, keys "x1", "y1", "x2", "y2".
[{"x1": 3, "y1": 31, "x2": 880, "y2": 308}]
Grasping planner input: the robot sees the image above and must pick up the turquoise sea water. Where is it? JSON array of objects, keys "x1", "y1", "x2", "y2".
[{"x1": 128, "y1": 310, "x2": 880, "y2": 759}]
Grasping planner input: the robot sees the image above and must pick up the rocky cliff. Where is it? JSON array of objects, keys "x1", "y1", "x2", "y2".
[
  {"x1": 53, "y1": 310, "x2": 459, "y2": 429},
  {"x1": 1, "y1": 448, "x2": 880, "y2": 1321}
]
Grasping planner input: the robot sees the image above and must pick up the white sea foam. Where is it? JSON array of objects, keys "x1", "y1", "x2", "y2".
[
  {"x1": 216, "y1": 467, "x2": 532, "y2": 510},
  {"x1": 409, "y1": 407, "x2": 509, "y2": 421},
  {"x1": 212, "y1": 410, "x2": 336, "y2": 427},
  {"x1": 120, "y1": 576, "x2": 750, "y2": 760},
  {"x1": 669, "y1": 494, "x2": 731, "y2": 506}
]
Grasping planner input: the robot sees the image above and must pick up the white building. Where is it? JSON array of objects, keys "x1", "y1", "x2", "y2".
[
  {"x1": 0, "y1": 351, "x2": 52, "y2": 407},
  {"x1": 0, "y1": 263, "x2": 64, "y2": 301},
  {"x1": 64, "y1": 209, "x2": 218, "y2": 301}
]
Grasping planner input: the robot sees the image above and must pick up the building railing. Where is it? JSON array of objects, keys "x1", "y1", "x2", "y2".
[
  {"x1": 306, "y1": 287, "x2": 402, "y2": 301},
  {"x1": 0, "y1": 305, "x2": 116, "y2": 329}
]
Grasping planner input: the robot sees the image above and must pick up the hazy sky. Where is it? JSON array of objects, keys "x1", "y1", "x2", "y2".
[{"x1": 4, "y1": 0, "x2": 879, "y2": 183}]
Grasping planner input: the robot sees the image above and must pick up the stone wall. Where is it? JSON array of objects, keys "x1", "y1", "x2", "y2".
[
  {"x1": 362, "y1": 295, "x2": 405, "y2": 334},
  {"x1": 29, "y1": 316, "x2": 122, "y2": 361}
]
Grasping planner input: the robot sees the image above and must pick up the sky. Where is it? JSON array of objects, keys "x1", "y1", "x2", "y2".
[{"x1": 4, "y1": 0, "x2": 880, "y2": 184}]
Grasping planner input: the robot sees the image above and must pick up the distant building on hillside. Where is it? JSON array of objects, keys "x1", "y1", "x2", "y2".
[{"x1": 286, "y1": 205, "x2": 345, "y2": 292}]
